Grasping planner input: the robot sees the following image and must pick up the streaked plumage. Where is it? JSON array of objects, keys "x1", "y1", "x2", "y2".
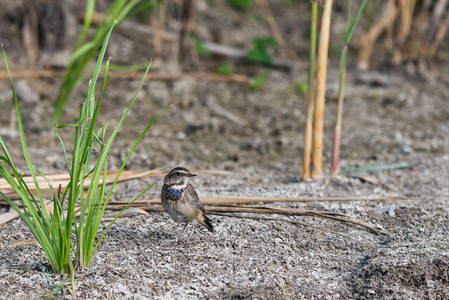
[{"x1": 161, "y1": 167, "x2": 214, "y2": 244}]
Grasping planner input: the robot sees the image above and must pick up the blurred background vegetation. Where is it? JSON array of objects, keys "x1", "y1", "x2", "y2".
[{"x1": 0, "y1": 0, "x2": 448, "y2": 178}]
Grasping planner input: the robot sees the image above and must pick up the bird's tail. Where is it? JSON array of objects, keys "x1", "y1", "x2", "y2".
[{"x1": 198, "y1": 214, "x2": 214, "y2": 233}]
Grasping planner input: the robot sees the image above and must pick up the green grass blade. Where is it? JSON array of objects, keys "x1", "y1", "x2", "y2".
[
  {"x1": 339, "y1": 162, "x2": 419, "y2": 173},
  {"x1": 345, "y1": 0, "x2": 368, "y2": 45},
  {"x1": 53, "y1": 0, "x2": 143, "y2": 123},
  {"x1": 91, "y1": 183, "x2": 155, "y2": 257},
  {"x1": 77, "y1": 0, "x2": 96, "y2": 48},
  {"x1": 53, "y1": 129, "x2": 71, "y2": 173}
]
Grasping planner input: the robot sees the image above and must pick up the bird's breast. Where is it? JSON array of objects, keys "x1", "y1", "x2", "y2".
[{"x1": 162, "y1": 185, "x2": 184, "y2": 201}]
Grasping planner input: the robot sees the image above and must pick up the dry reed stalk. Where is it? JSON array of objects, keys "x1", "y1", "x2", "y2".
[
  {"x1": 357, "y1": 0, "x2": 397, "y2": 70},
  {"x1": 254, "y1": 0, "x2": 298, "y2": 59},
  {"x1": 102, "y1": 203, "x2": 385, "y2": 235},
  {"x1": 385, "y1": 13, "x2": 394, "y2": 52},
  {"x1": 178, "y1": 0, "x2": 196, "y2": 62},
  {"x1": 393, "y1": 0, "x2": 414, "y2": 65},
  {"x1": 0, "y1": 169, "x2": 235, "y2": 202},
  {"x1": 23, "y1": 0, "x2": 39, "y2": 69},
  {"x1": 426, "y1": 9, "x2": 449, "y2": 57},
  {"x1": 0, "y1": 196, "x2": 410, "y2": 208},
  {"x1": 311, "y1": 0, "x2": 333, "y2": 179},
  {"x1": 151, "y1": 2, "x2": 162, "y2": 54},
  {"x1": 303, "y1": 0, "x2": 318, "y2": 181},
  {"x1": 409, "y1": 0, "x2": 431, "y2": 59},
  {"x1": 157, "y1": 0, "x2": 168, "y2": 55},
  {"x1": 0, "y1": 70, "x2": 249, "y2": 83},
  {"x1": 331, "y1": 65, "x2": 345, "y2": 178},
  {"x1": 0, "y1": 169, "x2": 163, "y2": 200},
  {"x1": 107, "y1": 196, "x2": 408, "y2": 206},
  {"x1": 0, "y1": 200, "x2": 53, "y2": 225}
]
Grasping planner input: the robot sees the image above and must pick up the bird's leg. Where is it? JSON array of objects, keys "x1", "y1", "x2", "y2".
[
  {"x1": 180, "y1": 222, "x2": 189, "y2": 237},
  {"x1": 183, "y1": 221, "x2": 196, "y2": 248},
  {"x1": 176, "y1": 223, "x2": 189, "y2": 245}
]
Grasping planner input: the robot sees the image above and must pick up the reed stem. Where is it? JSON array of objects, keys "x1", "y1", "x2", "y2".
[{"x1": 303, "y1": 0, "x2": 318, "y2": 181}]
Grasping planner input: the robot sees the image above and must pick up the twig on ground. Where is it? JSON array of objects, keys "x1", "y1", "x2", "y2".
[
  {"x1": 203, "y1": 42, "x2": 301, "y2": 70},
  {"x1": 207, "y1": 98, "x2": 248, "y2": 126},
  {"x1": 0, "y1": 70, "x2": 249, "y2": 83},
  {"x1": 102, "y1": 203, "x2": 386, "y2": 235}
]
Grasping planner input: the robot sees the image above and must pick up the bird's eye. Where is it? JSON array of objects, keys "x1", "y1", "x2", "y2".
[{"x1": 176, "y1": 172, "x2": 181, "y2": 176}]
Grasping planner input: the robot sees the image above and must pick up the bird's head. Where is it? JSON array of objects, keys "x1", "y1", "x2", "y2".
[{"x1": 163, "y1": 167, "x2": 197, "y2": 187}]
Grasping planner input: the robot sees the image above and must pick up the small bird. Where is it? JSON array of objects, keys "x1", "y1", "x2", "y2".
[{"x1": 161, "y1": 167, "x2": 214, "y2": 245}]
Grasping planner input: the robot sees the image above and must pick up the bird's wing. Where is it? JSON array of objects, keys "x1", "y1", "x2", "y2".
[{"x1": 186, "y1": 183, "x2": 205, "y2": 213}]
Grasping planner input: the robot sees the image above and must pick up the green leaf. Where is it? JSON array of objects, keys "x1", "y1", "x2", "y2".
[
  {"x1": 228, "y1": 0, "x2": 253, "y2": 10},
  {"x1": 253, "y1": 37, "x2": 278, "y2": 50},
  {"x1": 247, "y1": 37, "x2": 278, "y2": 65},
  {"x1": 214, "y1": 62, "x2": 233, "y2": 76},
  {"x1": 54, "y1": 0, "x2": 144, "y2": 123},
  {"x1": 250, "y1": 71, "x2": 269, "y2": 91},
  {"x1": 195, "y1": 39, "x2": 210, "y2": 56},
  {"x1": 294, "y1": 82, "x2": 308, "y2": 94},
  {"x1": 340, "y1": 162, "x2": 419, "y2": 173}
]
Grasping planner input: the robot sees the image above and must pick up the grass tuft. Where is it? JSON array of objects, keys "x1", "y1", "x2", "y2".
[{"x1": 1, "y1": 23, "x2": 170, "y2": 273}]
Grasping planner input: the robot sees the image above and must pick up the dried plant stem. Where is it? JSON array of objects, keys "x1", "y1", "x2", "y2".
[
  {"x1": 179, "y1": 0, "x2": 196, "y2": 61},
  {"x1": 0, "y1": 70, "x2": 249, "y2": 83},
  {"x1": 393, "y1": 0, "x2": 416, "y2": 65},
  {"x1": 331, "y1": 0, "x2": 368, "y2": 177},
  {"x1": 157, "y1": 0, "x2": 168, "y2": 54},
  {"x1": 409, "y1": 0, "x2": 431, "y2": 59},
  {"x1": 255, "y1": 0, "x2": 298, "y2": 59},
  {"x1": 331, "y1": 51, "x2": 346, "y2": 177},
  {"x1": 427, "y1": 9, "x2": 449, "y2": 58},
  {"x1": 102, "y1": 204, "x2": 385, "y2": 235},
  {"x1": 0, "y1": 196, "x2": 410, "y2": 209},
  {"x1": 311, "y1": 0, "x2": 333, "y2": 179},
  {"x1": 151, "y1": 2, "x2": 162, "y2": 54},
  {"x1": 303, "y1": 0, "x2": 318, "y2": 181},
  {"x1": 357, "y1": 0, "x2": 397, "y2": 70}
]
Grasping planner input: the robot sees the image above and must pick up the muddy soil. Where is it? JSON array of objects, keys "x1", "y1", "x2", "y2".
[{"x1": 1, "y1": 0, "x2": 449, "y2": 299}]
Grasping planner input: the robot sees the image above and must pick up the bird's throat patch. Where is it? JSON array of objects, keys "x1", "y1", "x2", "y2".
[{"x1": 162, "y1": 185, "x2": 185, "y2": 201}]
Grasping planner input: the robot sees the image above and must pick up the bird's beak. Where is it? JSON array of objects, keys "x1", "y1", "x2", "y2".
[{"x1": 188, "y1": 173, "x2": 197, "y2": 177}]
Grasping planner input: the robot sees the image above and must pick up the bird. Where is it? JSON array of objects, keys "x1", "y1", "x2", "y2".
[{"x1": 161, "y1": 167, "x2": 214, "y2": 246}]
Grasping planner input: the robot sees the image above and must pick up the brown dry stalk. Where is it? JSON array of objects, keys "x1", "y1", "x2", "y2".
[
  {"x1": 409, "y1": 0, "x2": 431, "y2": 59},
  {"x1": 427, "y1": 9, "x2": 449, "y2": 57},
  {"x1": 0, "y1": 169, "x2": 163, "y2": 200},
  {"x1": 0, "y1": 70, "x2": 249, "y2": 83},
  {"x1": 0, "y1": 169, "x2": 235, "y2": 201},
  {"x1": 311, "y1": 0, "x2": 333, "y2": 179},
  {"x1": 0, "y1": 195, "x2": 410, "y2": 210},
  {"x1": 303, "y1": 1, "x2": 318, "y2": 181},
  {"x1": 106, "y1": 196, "x2": 409, "y2": 206},
  {"x1": 157, "y1": 0, "x2": 168, "y2": 54},
  {"x1": 254, "y1": 0, "x2": 298, "y2": 59},
  {"x1": 357, "y1": 0, "x2": 398, "y2": 70},
  {"x1": 393, "y1": 0, "x2": 414, "y2": 65},
  {"x1": 103, "y1": 203, "x2": 385, "y2": 235},
  {"x1": 1, "y1": 190, "x2": 409, "y2": 227},
  {"x1": 151, "y1": 1, "x2": 162, "y2": 54},
  {"x1": 303, "y1": 93, "x2": 314, "y2": 180},
  {"x1": 397, "y1": 0, "x2": 414, "y2": 45}
]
